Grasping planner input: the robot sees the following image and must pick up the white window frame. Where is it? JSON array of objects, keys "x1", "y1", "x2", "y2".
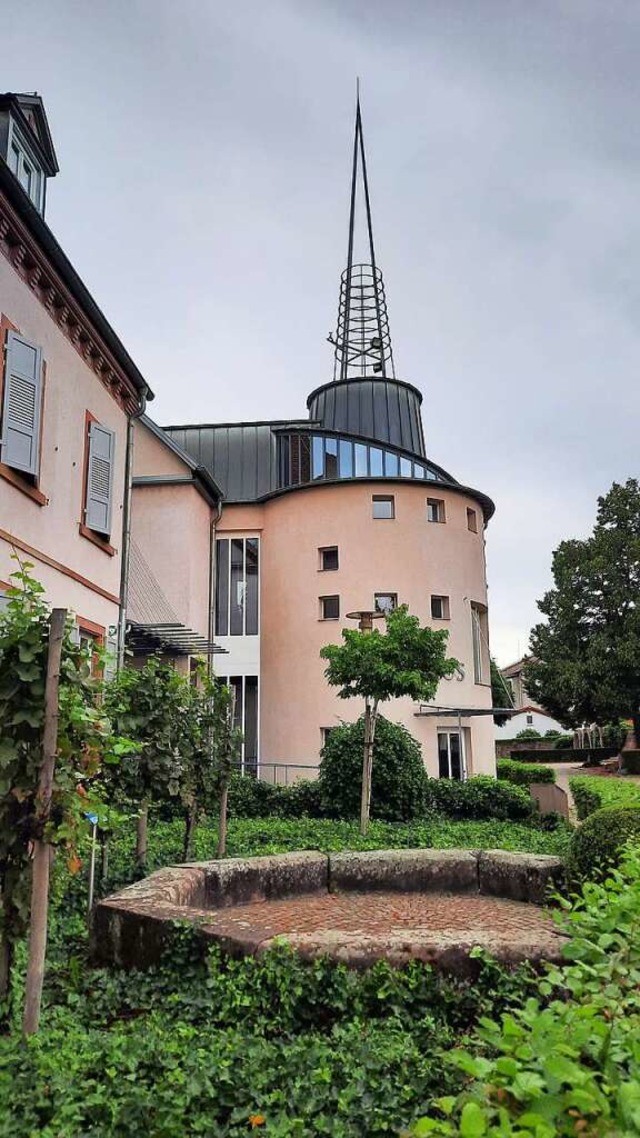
[
  {"x1": 7, "y1": 120, "x2": 45, "y2": 213},
  {"x1": 374, "y1": 592, "x2": 397, "y2": 615},
  {"x1": 431, "y1": 594, "x2": 450, "y2": 620}
]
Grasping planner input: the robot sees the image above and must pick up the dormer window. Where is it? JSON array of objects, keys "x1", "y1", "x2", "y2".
[{"x1": 8, "y1": 123, "x2": 44, "y2": 213}]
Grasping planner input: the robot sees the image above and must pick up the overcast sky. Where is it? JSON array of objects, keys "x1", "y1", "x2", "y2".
[{"x1": 5, "y1": 1, "x2": 640, "y2": 665}]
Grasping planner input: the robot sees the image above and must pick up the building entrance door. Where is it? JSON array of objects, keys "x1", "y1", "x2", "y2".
[{"x1": 437, "y1": 731, "x2": 465, "y2": 780}]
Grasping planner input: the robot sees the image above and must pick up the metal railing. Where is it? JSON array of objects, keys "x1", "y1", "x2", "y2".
[{"x1": 232, "y1": 761, "x2": 319, "y2": 786}]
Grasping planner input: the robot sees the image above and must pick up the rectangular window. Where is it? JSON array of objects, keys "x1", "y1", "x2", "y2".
[
  {"x1": 400, "y1": 456, "x2": 412, "y2": 477},
  {"x1": 355, "y1": 443, "x2": 368, "y2": 477},
  {"x1": 319, "y1": 595, "x2": 340, "y2": 620},
  {"x1": 471, "y1": 602, "x2": 488, "y2": 683},
  {"x1": 1, "y1": 330, "x2": 43, "y2": 477},
  {"x1": 427, "y1": 498, "x2": 445, "y2": 524},
  {"x1": 467, "y1": 508, "x2": 478, "y2": 533},
  {"x1": 222, "y1": 674, "x2": 260, "y2": 776},
  {"x1": 369, "y1": 447, "x2": 383, "y2": 476},
  {"x1": 319, "y1": 546, "x2": 339, "y2": 571},
  {"x1": 325, "y1": 437, "x2": 338, "y2": 479},
  {"x1": 384, "y1": 450, "x2": 399, "y2": 477},
  {"x1": 375, "y1": 592, "x2": 397, "y2": 614},
  {"x1": 321, "y1": 726, "x2": 336, "y2": 749},
  {"x1": 339, "y1": 439, "x2": 353, "y2": 478},
  {"x1": 215, "y1": 537, "x2": 260, "y2": 636},
  {"x1": 372, "y1": 495, "x2": 395, "y2": 519},
  {"x1": 431, "y1": 594, "x2": 450, "y2": 620},
  {"x1": 438, "y1": 731, "x2": 463, "y2": 780},
  {"x1": 83, "y1": 419, "x2": 115, "y2": 537},
  {"x1": 312, "y1": 435, "x2": 324, "y2": 479}
]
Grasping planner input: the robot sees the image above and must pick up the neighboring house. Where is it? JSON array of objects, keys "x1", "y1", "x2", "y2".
[
  {"x1": 0, "y1": 93, "x2": 151, "y2": 656},
  {"x1": 137, "y1": 103, "x2": 497, "y2": 781},
  {"x1": 494, "y1": 657, "x2": 566, "y2": 739}
]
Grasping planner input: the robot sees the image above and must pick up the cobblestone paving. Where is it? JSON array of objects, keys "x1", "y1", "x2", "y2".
[{"x1": 202, "y1": 890, "x2": 565, "y2": 966}]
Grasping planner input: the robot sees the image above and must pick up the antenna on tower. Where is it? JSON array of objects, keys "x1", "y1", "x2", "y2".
[{"x1": 330, "y1": 86, "x2": 395, "y2": 382}]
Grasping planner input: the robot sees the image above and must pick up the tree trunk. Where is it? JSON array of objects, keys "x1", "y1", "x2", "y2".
[
  {"x1": 23, "y1": 607, "x2": 66, "y2": 1037},
  {"x1": 217, "y1": 782, "x2": 229, "y2": 859},
  {"x1": 136, "y1": 804, "x2": 148, "y2": 871},
  {"x1": 632, "y1": 713, "x2": 640, "y2": 751},
  {"x1": 183, "y1": 805, "x2": 197, "y2": 862},
  {"x1": 100, "y1": 833, "x2": 109, "y2": 884}
]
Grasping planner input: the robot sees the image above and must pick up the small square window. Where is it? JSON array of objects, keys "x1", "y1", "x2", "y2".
[
  {"x1": 375, "y1": 592, "x2": 397, "y2": 615},
  {"x1": 427, "y1": 498, "x2": 445, "y2": 523},
  {"x1": 319, "y1": 595, "x2": 340, "y2": 620},
  {"x1": 526, "y1": 713, "x2": 533, "y2": 726},
  {"x1": 319, "y1": 546, "x2": 339, "y2": 571},
  {"x1": 372, "y1": 495, "x2": 395, "y2": 519},
  {"x1": 431, "y1": 595, "x2": 450, "y2": 620},
  {"x1": 467, "y1": 508, "x2": 478, "y2": 533},
  {"x1": 321, "y1": 726, "x2": 337, "y2": 747}
]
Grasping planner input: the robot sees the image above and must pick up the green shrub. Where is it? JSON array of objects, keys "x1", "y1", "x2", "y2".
[
  {"x1": 515, "y1": 727, "x2": 542, "y2": 739},
  {"x1": 280, "y1": 778, "x2": 324, "y2": 817},
  {"x1": 569, "y1": 778, "x2": 602, "y2": 820},
  {"x1": 543, "y1": 728, "x2": 561, "y2": 737},
  {"x1": 497, "y1": 758, "x2": 555, "y2": 786},
  {"x1": 423, "y1": 776, "x2": 537, "y2": 823},
  {"x1": 569, "y1": 774, "x2": 640, "y2": 820},
  {"x1": 622, "y1": 749, "x2": 640, "y2": 774},
  {"x1": 568, "y1": 805, "x2": 640, "y2": 881},
  {"x1": 319, "y1": 716, "x2": 427, "y2": 821},
  {"x1": 553, "y1": 734, "x2": 574, "y2": 748},
  {"x1": 227, "y1": 772, "x2": 282, "y2": 818}
]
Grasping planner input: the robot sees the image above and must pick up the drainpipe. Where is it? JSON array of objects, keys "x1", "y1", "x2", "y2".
[
  {"x1": 117, "y1": 387, "x2": 148, "y2": 669},
  {"x1": 207, "y1": 497, "x2": 223, "y2": 677}
]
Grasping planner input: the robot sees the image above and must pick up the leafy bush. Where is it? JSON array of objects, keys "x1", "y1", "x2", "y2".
[
  {"x1": 622, "y1": 749, "x2": 640, "y2": 775},
  {"x1": 319, "y1": 716, "x2": 427, "y2": 821},
  {"x1": 226, "y1": 775, "x2": 324, "y2": 820},
  {"x1": 423, "y1": 776, "x2": 537, "y2": 823},
  {"x1": 497, "y1": 758, "x2": 555, "y2": 786},
  {"x1": 544, "y1": 728, "x2": 561, "y2": 737},
  {"x1": 553, "y1": 734, "x2": 574, "y2": 748},
  {"x1": 515, "y1": 727, "x2": 542, "y2": 739},
  {"x1": 410, "y1": 844, "x2": 640, "y2": 1137},
  {"x1": 568, "y1": 805, "x2": 640, "y2": 881},
  {"x1": 569, "y1": 774, "x2": 640, "y2": 820}
]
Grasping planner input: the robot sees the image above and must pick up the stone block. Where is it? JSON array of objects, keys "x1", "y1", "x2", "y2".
[
  {"x1": 329, "y1": 847, "x2": 479, "y2": 894},
  {"x1": 478, "y1": 850, "x2": 564, "y2": 904},
  {"x1": 182, "y1": 851, "x2": 329, "y2": 908}
]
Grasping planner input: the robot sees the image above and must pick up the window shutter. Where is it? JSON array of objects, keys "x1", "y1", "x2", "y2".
[
  {"x1": 1, "y1": 331, "x2": 42, "y2": 475},
  {"x1": 85, "y1": 422, "x2": 115, "y2": 535}
]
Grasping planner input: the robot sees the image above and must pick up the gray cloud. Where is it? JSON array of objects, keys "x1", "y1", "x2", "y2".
[{"x1": 5, "y1": 0, "x2": 640, "y2": 662}]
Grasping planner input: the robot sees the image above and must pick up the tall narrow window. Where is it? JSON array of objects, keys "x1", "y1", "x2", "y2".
[
  {"x1": 369, "y1": 447, "x2": 383, "y2": 476},
  {"x1": 84, "y1": 421, "x2": 115, "y2": 537},
  {"x1": 312, "y1": 435, "x2": 324, "y2": 479},
  {"x1": 244, "y1": 676, "x2": 258, "y2": 775},
  {"x1": 325, "y1": 437, "x2": 338, "y2": 478},
  {"x1": 215, "y1": 539, "x2": 230, "y2": 636},
  {"x1": 339, "y1": 439, "x2": 353, "y2": 478},
  {"x1": 216, "y1": 537, "x2": 260, "y2": 636},
  {"x1": 471, "y1": 602, "x2": 488, "y2": 683},
  {"x1": 438, "y1": 731, "x2": 463, "y2": 780},
  {"x1": 245, "y1": 538, "x2": 259, "y2": 635},
  {"x1": 372, "y1": 495, "x2": 395, "y2": 519},
  {"x1": 467, "y1": 508, "x2": 478, "y2": 532},
  {"x1": 355, "y1": 443, "x2": 368, "y2": 476}
]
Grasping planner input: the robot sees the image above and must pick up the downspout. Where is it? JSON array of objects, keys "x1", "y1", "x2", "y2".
[
  {"x1": 117, "y1": 387, "x2": 148, "y2": 669},
  {"x1": 208, "y1": 497, "x2": 223, "y2": 677}
]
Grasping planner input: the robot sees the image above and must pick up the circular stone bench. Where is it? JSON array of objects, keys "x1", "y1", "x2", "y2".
[{"x1": 92, "y1": 848, "x2": 567, "y2": 975}]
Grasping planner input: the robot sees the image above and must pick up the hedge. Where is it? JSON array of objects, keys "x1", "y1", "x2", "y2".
[
  {"x1": 622, "y1": 749, "x2": 640, "y2": 775},
  {"x1": 512, "y1": 746, "x2": 618, "y2": 764},
  {"x1": 496, "y1": 758, "x2": 555, "y2": 787},
  {"x1": 569, "y1": 775, "x2": 640, "y2": 820},
  {"x1": 568, "y1": 805, "x2": 640, "y2": 881},
  {"x1": 423, "y1": 776, "x2": 537, "y2": 823}
]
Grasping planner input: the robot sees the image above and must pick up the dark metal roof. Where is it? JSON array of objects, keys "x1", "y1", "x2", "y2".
[
  {"x1": 0, "y1": 157, "x2": 153, "y2": 402},
  {"x1": 307, "y1": 377, "x2": 426, "y2": 458},
  {"x1": 0, "y1": 93, "x2": 59, "y2": 174},
  {"x1": 163, "y1": 422, "x2": 278, "y2": 503}
]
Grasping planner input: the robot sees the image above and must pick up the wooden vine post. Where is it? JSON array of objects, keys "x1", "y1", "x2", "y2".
[{"x1": 23, "y1": 607, "x2": 66, "y2": 1036}]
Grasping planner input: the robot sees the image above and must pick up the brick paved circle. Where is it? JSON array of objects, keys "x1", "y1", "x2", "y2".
[{"x1": 202, "y1": 890, "x2": 566, "y2": 969}]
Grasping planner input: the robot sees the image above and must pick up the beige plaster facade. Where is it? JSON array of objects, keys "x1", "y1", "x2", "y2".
[{"x1": 215, "y1": 479, "x2": 495, "y2": 779}]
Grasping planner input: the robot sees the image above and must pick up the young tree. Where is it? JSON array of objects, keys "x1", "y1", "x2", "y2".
[
  {"x1": 178, "y1": 667, "x2": 238, "y2": 861},
  {"x1": 490, "y1": 657, "x2": 512, "y2": 727},
  {"x1": 104, "y1": 658, "x2": 188, "y2": 869},
  {"x1": 212, "y1": 682, "x2": 243, "y2": 859},
  {"x1": 0, "y1": 563, "x2": 121, "y2": 1032},
  {"x1": 526, "y1": 480, "x2": 640, "y2": 739},
  {"x1": 320, "y1": 605, "x2": 459, "y2": 834}
]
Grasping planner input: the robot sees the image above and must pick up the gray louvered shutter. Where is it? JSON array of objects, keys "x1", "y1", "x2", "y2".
[
  {"x1": 85, "y1": 422, "x2": 115, "y2": 535},
  {"x1": 1, "y1": 331, "x2": 42, "y2": 474}
]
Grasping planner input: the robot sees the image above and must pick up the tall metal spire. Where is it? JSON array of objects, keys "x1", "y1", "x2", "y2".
[{"x1": 329, "y1": 89, "x2": 395, "y2": 382}]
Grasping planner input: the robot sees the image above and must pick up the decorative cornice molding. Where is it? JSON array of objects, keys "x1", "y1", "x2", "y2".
[{"x1": 0, "y1": 191, "x2": 140, "y2": 415}]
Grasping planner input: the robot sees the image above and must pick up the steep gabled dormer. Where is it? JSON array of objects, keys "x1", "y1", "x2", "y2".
[{"x1": 0, "y1": 92, "x2": 59, "y2": 217}]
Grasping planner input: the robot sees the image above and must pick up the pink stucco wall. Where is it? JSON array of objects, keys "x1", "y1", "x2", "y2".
[
  {"x1": 0, "y1": 254, "x2": 128, "y2": 631},
  {"x1": 220, "y1": 479, "x2": 495, "y2": 778},
  {"x1": 131, "y1": 422, "x2": 214, "y2": 638}
]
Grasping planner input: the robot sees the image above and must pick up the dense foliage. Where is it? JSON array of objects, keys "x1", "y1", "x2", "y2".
[
  {"x1": 497, "y1": 759, "x2": 555, "y2": 787},
  {"x1": 568, "y1": 806, "x2": 640, "y2": 881},
  {"x1": 526, "y1": 479, "x2": 640, "y2": 737},
  {"x1": 569, "y1": 774, "x2": 640, "y2": 820},
  {"x1": 409, "y1": 845, "x2": 640, "y2": 1137},
  {"x1": 319, "y1": 717, "x2": 427, "y2": 821}
]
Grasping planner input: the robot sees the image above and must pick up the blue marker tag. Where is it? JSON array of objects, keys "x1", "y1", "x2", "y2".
[{"x1": 85, "y1": 812, "x2": 99, "y2": 826}]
